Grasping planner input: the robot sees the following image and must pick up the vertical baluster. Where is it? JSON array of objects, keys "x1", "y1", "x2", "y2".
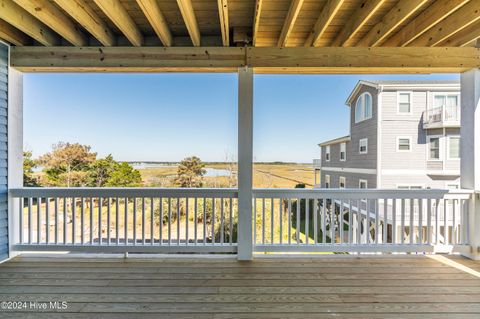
[
  {"x1": 28, "y1": 197, "x2": 32, "y2": 244},
  {"x1": 18, "y1": 197, "x2": 23, "y2": 244},
  {"x1": 98, "y1": 198, "x2": 102, "y2": 245},
  {"x1": 330, "y1": 198, "x2": 335, "y2": 244},
  {"x1": 72, "y1": 197, "x2": 76, "y2": 245},
  {"x1": 409, "y1": 199, "x2": 414, "y2": 244},
  {"x1": 159, "y1": 198, "x2": 163, "y2": 245},
  {"x1": 312, "y1": 198, "x2": 316, "y2": 245},
  {"x1": 392, "y1": 199, "x2": 396, "y2": 244},
  {"x1": 37, "y1": 197, "x2": 41, "y2": 244},
  {"x1": 81, "y1": 198, "x2": 85, "y2": 245},
  {"x1": 54, "y1": 198, "x2": 58, "y2": 244},
  {"x1": 444, "y1": 199, "x2": 448, "y2": 245},
  {"x1": 151, "y1": 198, "x2": 154, "y2": 245},
  {"x1": 356, "y1": 200, "x2": 361, "y2": 244},
  {"x1": 89, "y1": 198, "x2": 94, "y2": 245},
  {"x1": 322, "y1": 198, "x2": 326, "y2": 244},
  {"x1": 133, "y1": 197, "x2": 137, "y2": 245},
  {"x1": 220, "y1": 198, "x2": 224, "y2": 244},
  {"x1": 107, "y1": 198, "x2": 111, "y2": 245},
  {"x1": 279, "y1": 198, "x2": 283, "y2": 245},
  {"x1": 142, "y1": 197, "x2": 146, "y2": 245},
  {"x1": 270, "y1": 198, "x2": 274, "y2": 244},
  {"x1": 211, "y1": 198, "x2": 215, "y2": 245},
  {"x1": 288, "y1": 199, "x2": 292, "y2": 245},
  {"x1": 253, "y1": 198, "x2": 257, "y2": 245},
  {"x1": 177, "y1": 198, "x2": 181, "y2": 245},
  {"x1": 116, "y1": 198, "x2": 120, "y2": 245},
  {"x1": 168, "y1": 197, "x2": 172, "y2": 245},
  {"x1": 124, "y1": 197, "x2": 128, "y2": 245},
  {"x1": 383, "y1": 199, "x2": 388, "y2": 244},
  {"x1": 202, "y1": 198, "x2": 206, "y2": 245},
  {"x1": 365, "y1": 199, "x2": 370, "y2": 245},
  {"x1": 63, "y1": 198, "x2": 67, "y2": 244},
  {"x1": 186, "y1": 197, "x2": 190, "y2": 245},
  {"x1": 459, "y1": 199, "x2": 464, "y2": 245},
  {"x1": 262, "y1": 198, "x2": 265, "y2": 245},
  {"x1": 427, "y1": 199, "x2": 432, "y2": 245},
  {"x1": 296, "y1": 198, "x2": 300, "y2": 245},
  {"x1": 435, "y1": 199, "x2": 440, "y2": 245},
  {"x1": 229, "y1": 197, "x2": 233, "y2": 245},
  {"x1": 401, "y1": 199, "x2": 405, "y2": 244},
  {"x1": 452, "y1": 199, "x2": 456, "y2": 245},
  {"x1": 418, "y1": 199, "x2": 423, "y2": 244},
  {"x1": 194, "y1": 197, "x2": 198, "y2": 245},
  {"x1": 374, "y1": 199, "x2": 379, "y2": 244},
  {"x1": 339, "y1": 200, "x2": 343, "y2": 244},
  {"x1": 305, "y1": 198, "x2": 309, "y2": 245},
  {"x1": 348, "y1": 199, "x2": 352, "y2": 244},
  {"x1": 45, "y1": 198, "x2": 49, "y2": 244}
]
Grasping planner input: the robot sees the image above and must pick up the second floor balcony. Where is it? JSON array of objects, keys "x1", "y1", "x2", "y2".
[
  {"x1": 423, "y1": 105, "x2": 460, "y2": 129},
  {"x1": 313, "y1": 158, "x2": 322, "y2": 169}
]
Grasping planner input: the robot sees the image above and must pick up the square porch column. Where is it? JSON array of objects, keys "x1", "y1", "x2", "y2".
[
  {"x1": 237, "y1": 67, "x2": 253, "y2": 260},
  {"x1": 460, "y1": 68, "x2": 480, "y2": 260}
]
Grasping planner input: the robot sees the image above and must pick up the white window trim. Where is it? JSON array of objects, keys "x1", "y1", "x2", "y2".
[
  {"x1": 359, "y1": 179, "x2": 368, "y2": 188},
  {"x1": 359, "y1": 138, "x2": 368, "y2": 154},
  {"x1": 339, "y1": 176, "x2": 346, "y2": 189},
  {"x1": 325, "y1": 145, "x2": 330, "y2": 162},
  {"x1": 445, "y1": 182, "x2": 460, "y2": 189},
  {"x1": 396, "y1": 184, "x2": 425, "y2": 189},
  {"x1": 339, "y1": 142, "x2": 346, "y2": 161},
  {"x1": 325, "y1": 175, "x2": 330, "y2": 188},
  {"x1": 397, "y1": 91, "x2": 413, "y2": 115},
  {"x1": 426, "y1": 135, "x2": 443, "y2": 161},
  {"x1": 355, "y1": 92, "x2": 373, "y2": 123},
  {"x1": 396, "y1": 136, "x2": 412, "y2": 152},
  {"x1": 447, "y1": 135, "x2": 460, "y2": 161}
]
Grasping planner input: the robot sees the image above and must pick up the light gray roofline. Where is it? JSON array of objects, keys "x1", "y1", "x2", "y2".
[{"x1": 318, "y1": 135, "x2": 351, "y2": 147}]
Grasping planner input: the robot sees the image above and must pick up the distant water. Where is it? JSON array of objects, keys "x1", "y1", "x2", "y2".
[{"x1": 132, "y1": 163, "x2": 231, "y2": 177}]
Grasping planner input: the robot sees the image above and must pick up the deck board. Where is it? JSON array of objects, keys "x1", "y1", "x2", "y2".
[{"x1": 0, "y1": 255, "x2": 479, "y2": 318}]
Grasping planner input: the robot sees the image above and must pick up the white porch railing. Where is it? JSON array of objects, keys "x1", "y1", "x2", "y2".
[
  {"x1": 9, "y1": 188, "x2": 238, "y2": 253},
  {"x1": 423, "y1": 105, "x2": 460, "y2": 127},
  {"x1": 9, "y1": 188, "x2": 473, "y2": 255}
]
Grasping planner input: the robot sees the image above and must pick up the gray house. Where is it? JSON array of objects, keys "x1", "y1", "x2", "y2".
[{"x1": 314, "y1": 80, "x2": 461, "y2": 191}]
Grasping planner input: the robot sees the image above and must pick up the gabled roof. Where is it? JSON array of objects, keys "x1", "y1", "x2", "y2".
[
  {"x1": 345, "y1": 80, "x2": 460, "y2": 106},
  {"x1": 319, "y1": 135, "x2": 351, "y2": 147}
]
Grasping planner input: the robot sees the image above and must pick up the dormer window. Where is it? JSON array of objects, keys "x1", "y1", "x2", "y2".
[{"x1": 355, "y1": 92, "x2": 372, "y2": 123}]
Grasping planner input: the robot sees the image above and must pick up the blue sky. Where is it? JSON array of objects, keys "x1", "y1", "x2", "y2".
[{"x1": 24, "y1": 72, "x2": 459, "y2": 163}]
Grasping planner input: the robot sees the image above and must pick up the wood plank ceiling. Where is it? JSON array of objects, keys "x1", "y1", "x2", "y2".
[{"x1": 0, "y1": 0, "x2": 479, "y2": 48}]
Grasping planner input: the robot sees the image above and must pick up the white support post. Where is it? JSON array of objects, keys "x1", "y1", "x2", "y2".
[
  {"x1": 460, "y1": 69, "x2": 480, "y2": 260},
  {"x1": 237, "y1": 66, "x2": 253, "y2": 260},
  {"x1": 7, "y1": 65, "x2": 23, "y2": 257}
]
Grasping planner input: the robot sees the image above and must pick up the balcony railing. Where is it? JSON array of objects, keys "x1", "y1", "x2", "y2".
[
  {"x1": 313, "y1": 158, "x2": 322, "y2": 168},
  {"x1": 9, "y1": 188, "x2": 473, "y2": 254},
  {"x1": 423, "y1": 105, "x2": 460, "y2": 128}
]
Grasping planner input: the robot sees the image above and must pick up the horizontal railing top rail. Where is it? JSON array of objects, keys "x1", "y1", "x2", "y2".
[
  {"x1": 252, "y1": 188, "x2": 473, "y2": 200},
  {"x1": 9, "y1": 187, "x2": 239, "y2": 198}
]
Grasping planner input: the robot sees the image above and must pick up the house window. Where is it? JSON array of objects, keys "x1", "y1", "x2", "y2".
[
  {"x1": 446, "y1": 183, "x2": 459, "y2": 189},
  {"x1": 325, "y1": 145, "x2": 330, "y2": 161},
  {"x1": 340, "y1": 142, "x2": 346, "y2": 161},
  {"x1": 359, "y1": 179, "x2": 367, "y2": 189},
  {"x1": 397, "y1": 137, "x2": 411, "y2": 152},
  {"x1": 428, "y1": 136, "x2": 441, "y2": 160},
  {"x1": 397, "y1": 185, "x2": 424, "y2": 190},
  {"x1": 434, "y1": 94, "x2": 459, "y2": 121},
  {"x1": 359, "y1": 138, "x2": 368, "y2": 154},
  {"x1": 355, "y1": 92, "x2": 372, "y2": 123},
  {"x1": 398, "y1": 92, "x2": 412, "y2": 114},
  {"x1": 448, "y1": 136, "x2": 460, "y2": 159},
  {"x1": 339, "y1": 176, "x2": 346, "y2": 189},
  {"x1": 325, "y1": 175, "x2": 330, "y2": 188}
]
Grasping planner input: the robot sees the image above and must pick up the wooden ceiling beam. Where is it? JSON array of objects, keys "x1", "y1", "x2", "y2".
[
  {"x1": 438, "y1": 19, "x2": 480, "y2": 47},
  {"x1": 382, "y1": 0, "x2": 469, "y2": 47},
  {"x1": 93, "y1": 0, "x2": 143, "y2": 47},
  {"x1": 278, "y1": 0, "x2": 304, "y2": 47},
  {"x1": 176, "y1": 0, "x2": 201, "y2": 47},
  {"x1": 408, "y1": 0, "x2": 480, "y2": 47},
  {"x1": 53, "y1": 0, "x2": 115, "y2": 46},
  {"x1": 217, "y1": 0, "x2": 229, "y2": 46},
  {"x1": 330, "y1": 0, "x2": 385, "y2": 47},
  {"x1": 13, "y1": 0, "x2": 87, "y2": 46},
  {"x1": 356, "y1": 0, "x2": 429, "y2": 47},
  {"x1": 0, "y1": 0, "x2": 59, "y2": 45},
  {"x1": 0, "y1": 18, "x2": 31, "y2": 46},
  {"x1": 304, "y1": 0, "x2": 344, "y2": 47},
  {"x1": 136, "y1": 0, "x2": 172, "y2": 47},
  {"x1": 252, "y1": 0, "x2": 263, "y2": 46},
  {"x1": 10, "y1": 46, "x2": 479, "y2": 74}
]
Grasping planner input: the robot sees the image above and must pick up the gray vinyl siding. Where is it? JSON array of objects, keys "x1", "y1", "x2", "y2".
[
  {"x1": 0, "y1": 43, "x2": 7, "y2": 261},
  {"x1": 320, "y1": 171, "x2": 376, "y2": 189}
]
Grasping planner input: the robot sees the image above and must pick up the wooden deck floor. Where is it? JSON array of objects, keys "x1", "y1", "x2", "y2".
[{"x1": 0, "y1": 254, "x2": 480, "y2": 318}]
